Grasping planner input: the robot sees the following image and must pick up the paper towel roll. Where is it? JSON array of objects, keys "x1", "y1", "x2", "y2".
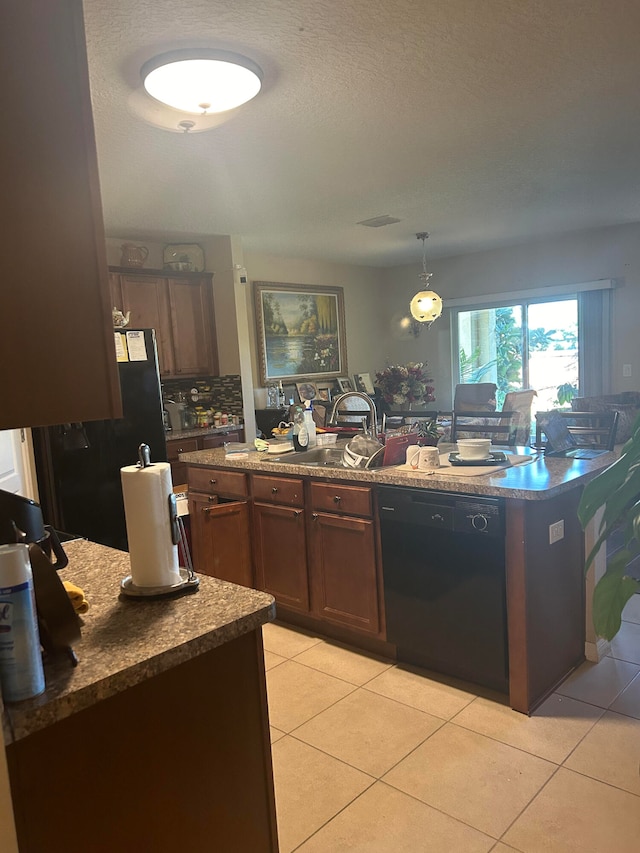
[{"x1": 120, "y1": 462, "x2": 182, "y2": 588}]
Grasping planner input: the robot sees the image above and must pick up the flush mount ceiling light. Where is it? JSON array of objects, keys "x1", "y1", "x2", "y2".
[
  {"x1": 409, "y1": 232, "x2": 443, "y2": 327},
  {"x1": 141, "y1": 49, "x2": 263, "y2": 115}
]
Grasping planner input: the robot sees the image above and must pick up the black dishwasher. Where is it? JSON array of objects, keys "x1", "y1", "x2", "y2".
[{"x1": 379, "y1": 486, "x2": 508, "y2": 693}]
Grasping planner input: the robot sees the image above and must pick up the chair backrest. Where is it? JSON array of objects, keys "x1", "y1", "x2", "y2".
[
  {"x1": 453, "y1": 383, "x2": 497, "y2": 413},
  {"x1": 451, "y1": 410, "x2": 520, "y2": 445},
  {"x1": 381, "y1": 410, "x2": 439, "y2": 433},
  {"x1": 502, "y1": 390, "x2": 537, "y2": 444},
  {"x1": 535, "y1": 410, "x2": 619, "y2": 451}
]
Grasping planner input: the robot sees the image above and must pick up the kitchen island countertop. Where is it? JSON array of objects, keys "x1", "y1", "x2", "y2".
[
  {"x1": 2, "y1": 538, "x2": 275, "y2": 744},
  {"x1": 178, "y1": 444, "x2": 616, "y2": 500}
]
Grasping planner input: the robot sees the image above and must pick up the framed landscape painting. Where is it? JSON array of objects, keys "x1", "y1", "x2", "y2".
[{"x1": 254, "y1": 282, "x2": 348, "y2": 384}]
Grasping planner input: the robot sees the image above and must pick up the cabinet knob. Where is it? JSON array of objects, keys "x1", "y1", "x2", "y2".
[
  {"x1": 202, "y1": 506, "x2": 211, "y2": 514},
  {"x1": 177, "y1": 447, "x2": 183, "y2": 453},
  {"x1": 333, "y1": 495, "x2": 342, "y2": 504},
  {"x1": 312, "y1": 513, "x2": 319, "y2": 520},
  {"x1": 207, "y1": 496, "x2": 216, "y2": 502},
  {"x1": 272, "y1": 487, "x2": 278, "y2": 494},
  {"x1": 209, "y1": 478, "x2": 217, "y2": 485},
  {"x1": 294, "y1": 510, "x2": 302, "y2": 518}
]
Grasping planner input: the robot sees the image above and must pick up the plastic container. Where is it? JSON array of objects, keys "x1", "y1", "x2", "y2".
[
  {"x1": 0, "y1": 543, "x2": 45, "y2": 702},
  {"x1": 316, "y1": 433, "x2": 338, "y2": 446}
]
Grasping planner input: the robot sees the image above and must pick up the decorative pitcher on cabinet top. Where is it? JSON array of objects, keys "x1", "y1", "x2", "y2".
[{"x1": 120, "y1": 243, "x2": 149, "y2": 268}]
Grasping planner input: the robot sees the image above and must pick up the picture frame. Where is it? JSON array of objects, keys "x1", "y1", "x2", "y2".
[
  {"x1": 163, "y1": 243, "x2": 205, "y2": 272},
  {"x1": 254, "y1": 282, "x2": 348, "y2": 385},
  {"x1": 337, "y1": 377, "x2": 354, "y2": 392},
  {"x1": 296, "y1": 381, "x2": 317, "y2": 402},
  {"x1": 353, "y1": 372, "x2": 375, "y2": 395},
  {"x1": 315, "y1": 383, "x2": 333, "y2": 403}
]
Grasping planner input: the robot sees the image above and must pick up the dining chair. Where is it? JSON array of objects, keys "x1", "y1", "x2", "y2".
[
  {"x1": 453, "y1": 383, "x2": 497, "y2": 413},
  {"x1": 381, "y1": 410, "x2": 440, "y2": 432},
  {"x1": 450, "y1": 410, "x2": 521, "y2": 445},
  {"x1": 502, "y1": 389, "x2": 537, "y2": 444},
  {"x1": 534, "y1": 410, "x2": 620, "y2": 451}
]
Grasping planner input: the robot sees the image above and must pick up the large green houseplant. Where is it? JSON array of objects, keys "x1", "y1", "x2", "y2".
[{"x1": 578, "y1": 412, "x2": 640, "y2": 640}]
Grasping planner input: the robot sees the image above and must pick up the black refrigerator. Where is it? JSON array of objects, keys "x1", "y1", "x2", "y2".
[{"x1": 33, "y1": 329, "x2": 168, "y2": 550}]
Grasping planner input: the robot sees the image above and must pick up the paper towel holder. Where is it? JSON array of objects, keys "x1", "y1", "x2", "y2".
[{"x1": 120, "y1": 445, "x2": 199, "y2": 599}]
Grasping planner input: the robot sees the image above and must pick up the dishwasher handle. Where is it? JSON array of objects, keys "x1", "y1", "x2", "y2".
[{"x1": 379, "y1": 501, "x2": 454, "y2": 530}]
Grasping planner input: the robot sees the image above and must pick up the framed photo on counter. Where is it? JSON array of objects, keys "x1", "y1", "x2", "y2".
[
  {"x1": 315, "y1": 383, "x2": 333, "y2": 402},
  {"x1": 254, "y1": 281, "x2": 348, "y2": 385},
  {"x1": 353, "y1": 372, "x2": 375, "y2": 395},
  {"x1": 337, "y1": 377, "x2": 354, "y2": 392}
]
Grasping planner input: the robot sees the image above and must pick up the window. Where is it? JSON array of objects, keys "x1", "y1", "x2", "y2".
[{"x1": 453, "y1": 287, "x2": 610, "y2": 412}]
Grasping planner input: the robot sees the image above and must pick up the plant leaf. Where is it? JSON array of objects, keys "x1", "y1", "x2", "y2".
[{"x1": 592, "y1": 552, "x2": 640, "y2": 640}]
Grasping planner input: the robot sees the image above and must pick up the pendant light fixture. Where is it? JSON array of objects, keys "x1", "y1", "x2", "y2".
[
  {"x1": 141, "y1": 49, "x2": 263, "y2": 115},
  {"x1": 409, "y1": 232, "x2": 443, "y2": 327}
]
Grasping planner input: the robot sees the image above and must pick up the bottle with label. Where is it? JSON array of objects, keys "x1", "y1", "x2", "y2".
[
  {"x1": 292, "y1": 406, "x2": 308, "y2": 452},
  {"x1": 303, "y1": 401, "x2": 317, "y2": 447},
  {"x1": 277, "y1": 380, "x2": 286, "y2": 408},
  {"x1": 0, "y1": 543, "x2": 45, "y2": 702}
]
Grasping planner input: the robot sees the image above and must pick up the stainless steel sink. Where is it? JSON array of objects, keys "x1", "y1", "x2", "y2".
[{"x1": 266, "y1": 447, "x2": 347, "y2": 467}]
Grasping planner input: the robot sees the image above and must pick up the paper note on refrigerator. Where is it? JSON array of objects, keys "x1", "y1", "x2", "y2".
[{"x1": 126, "y1": 330, "x2": 148, "y2": 361}]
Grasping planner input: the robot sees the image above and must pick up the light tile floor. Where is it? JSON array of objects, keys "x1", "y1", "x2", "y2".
[{"x1": 263, "y1": 596, "x2": 640, "y2": 852}]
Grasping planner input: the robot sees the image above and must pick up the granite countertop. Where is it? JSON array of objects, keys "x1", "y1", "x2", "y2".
[
  {"x1": 167, "y1": 424, "x2": 243, "y2": 442},
  {"x1": 2, "y1": 539, "x2": 275, "y2": 744},
  {"x1": 179, "y1": 444, "x2": 617, "y2": 500}
]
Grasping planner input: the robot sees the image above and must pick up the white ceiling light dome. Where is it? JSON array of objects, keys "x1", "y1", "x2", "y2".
[{"x1": 141, "y1": 49, "x2": 263, "y2": 114}]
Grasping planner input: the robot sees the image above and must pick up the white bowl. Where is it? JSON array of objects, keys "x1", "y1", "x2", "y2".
[{"x1": 456, "y1": 438, "x2": 492, "y2": 460}]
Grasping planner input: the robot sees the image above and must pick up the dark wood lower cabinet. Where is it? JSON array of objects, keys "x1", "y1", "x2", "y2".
[
  {"x1": 189, "y1": 492, "x2": 253, "y2": 587},
  {"x1": 7, "y1": 632, "x2": 278, "y2": 853},
  {"x1": 253, "y1": 501, "x2": 309, "y2": 611},
  {"x1": 309, "y1": 511, "x2": 380, "y2": 634}
]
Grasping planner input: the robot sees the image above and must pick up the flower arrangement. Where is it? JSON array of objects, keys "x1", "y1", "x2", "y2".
[{"x1": 374, "y1": 362, "x2": 435, "y2": 407}]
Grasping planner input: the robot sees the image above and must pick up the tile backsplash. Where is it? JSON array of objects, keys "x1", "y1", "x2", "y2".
[{"x1": 162, "y1": 375, "x2": 243, "y2": 416}]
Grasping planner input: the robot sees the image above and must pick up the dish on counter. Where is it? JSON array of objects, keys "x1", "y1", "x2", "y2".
[{"x1": 448, "y1": 451, "x2": 508, "y2": 466}]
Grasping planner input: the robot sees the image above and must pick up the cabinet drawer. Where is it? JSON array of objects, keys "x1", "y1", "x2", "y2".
[
  {"x1": 309, "y1": 482, "x2": 373, "y2": 517},
  {"x1": 166, "y1": 437, "x2": 199, "y2": 461},
  {"x1": 252, "y1": 475, "x2": 304, "y2": 508},
  {"x1": 188, "y1": 466, "x2": 248, "y2": 497}
]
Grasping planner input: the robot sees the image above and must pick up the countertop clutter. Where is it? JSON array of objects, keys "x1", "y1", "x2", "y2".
[
  {"x1": 178, "y1": 443, "x2": 616, "y2": 500},
  {"x1": 2, "y1": 538, "x2": 275, "y2": 744}
]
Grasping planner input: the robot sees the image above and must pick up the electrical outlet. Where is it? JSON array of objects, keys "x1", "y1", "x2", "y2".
[
  {"x1": 549, "y1": 520, "x2": 565, "y2": 544},
  {"x1": 623, "y1": 364, "x2": 632, "y2": 377}
]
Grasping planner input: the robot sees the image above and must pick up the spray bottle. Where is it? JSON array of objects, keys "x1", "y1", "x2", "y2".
[
  {"x1": 303, "y1": 400, "x2": 317, "y2": 447},
  {"x1": 0, "y1": 543, "x2": 45, "y2": 702}
]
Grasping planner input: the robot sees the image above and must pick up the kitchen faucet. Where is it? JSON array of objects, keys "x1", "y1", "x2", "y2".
[{"x1": 328, "y1": 392, "x2": 378, "y2": 433}]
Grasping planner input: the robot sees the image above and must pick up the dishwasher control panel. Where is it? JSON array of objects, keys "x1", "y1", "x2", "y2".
[
  {"x1": 378, "y1": 486, "x2": 504, "y2": 538},
  {"x1": 454, "y1": 499, "x2": 503, "y2": 537}
]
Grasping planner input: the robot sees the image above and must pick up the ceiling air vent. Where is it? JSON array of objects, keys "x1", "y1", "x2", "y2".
[{"x1": 357, "y1": 215, "x2": 401, "y2": 228}]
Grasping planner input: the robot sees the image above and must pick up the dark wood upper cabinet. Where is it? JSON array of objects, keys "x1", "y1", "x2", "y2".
[
  {"x1": 110, "y1": 268, "x2": 218, "y2": 377},
  {"x1": 0, "y1": 0, "x2": 121, "y2": 429}
]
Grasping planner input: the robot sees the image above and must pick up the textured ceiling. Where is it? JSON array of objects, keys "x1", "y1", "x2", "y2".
[{"x1": 83, "y1": 0, "x2": 640, "y2": 267}]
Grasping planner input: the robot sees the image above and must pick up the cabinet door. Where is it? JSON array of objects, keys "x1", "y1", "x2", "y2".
[
  {"x1": 119, "y1": 274, "x2": 174, "y2": 376},
  {"x1": 309, "y1": 512, "x2": 380, "y2": 634},
  {"x1": 168, "y1": 277, "x2": 217, "y2": 376},
  {"x1": 189, "y1": 492, "x2": 253, "y2": 587},
  {"x1": 1, "y1": 0, "x2": 121, "y2": 429},
  {"x1": 253, "y1": 502, "x2": 309, "y2": 612}
]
